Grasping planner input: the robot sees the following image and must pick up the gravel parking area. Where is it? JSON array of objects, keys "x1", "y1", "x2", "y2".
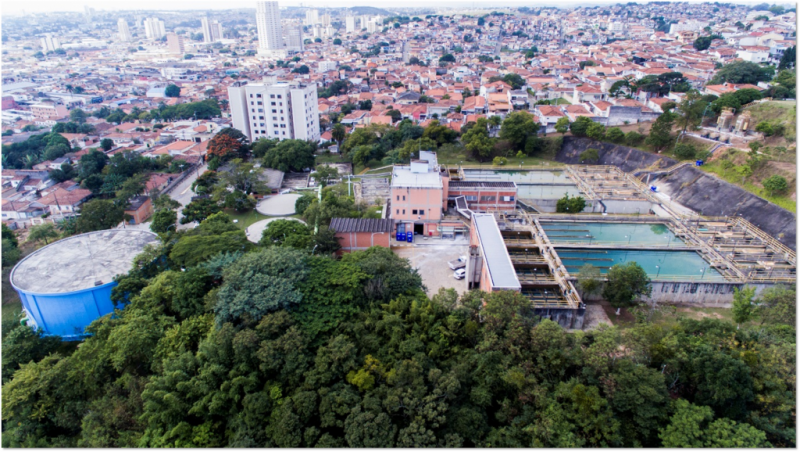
[{"x1": 393, "y1": 244, "x2": 469, "y2": 296}]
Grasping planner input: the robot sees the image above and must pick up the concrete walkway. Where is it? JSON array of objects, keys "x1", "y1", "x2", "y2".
[
  {"x1": 256, "y1": 194, "x2": 302, "y2": 216},
  {"x1": 245, "y1": 217, "x2": 306, "y2": 243}
]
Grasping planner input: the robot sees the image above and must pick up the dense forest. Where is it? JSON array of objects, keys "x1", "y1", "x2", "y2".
[{"x1": 1, "y1": 212, "x2": 795, "y2": 447}]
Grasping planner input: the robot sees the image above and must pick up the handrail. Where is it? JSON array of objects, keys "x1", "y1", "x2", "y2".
[{"x1": 732, "y1": 217, "x2": 796, "y2": 265}]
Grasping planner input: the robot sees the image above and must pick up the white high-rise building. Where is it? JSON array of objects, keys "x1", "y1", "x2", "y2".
[
  {"x1": 367, "y1": 19, "x2": 378, "y2": 33},
  {"x1": 305, "y1": 9, "x2": 319, "y2": 26},
  {"x1": 345, "y1": 16, "x2": 356, "y2": 33},
  {"x1": 256, "y1": 1, "x2": 285, "y2": 58},
  {"x1": 227, "y1": 79, "x2": 320, "y2": 143},
  {"x1": 118, "y1": 19, "x2": 133, "y2": 42},
  {"x1": 40, "y1": 34, "x2": 61, "y2": 52},
  {"x1": 143, "y1": 17, "x2": 166, "y2": 40},
  {"x1": 321, "y1": 13, "x2": 331, "y2": 27},
  {"x1": 201, "y1": 17, "x2": 224, "y2": 43},
  {"x1": 359, "y1": 16, "x2": 368, "y2": 30},
  {"x1": 285, "y1": 22, "x2": 304, "y2": 52}
]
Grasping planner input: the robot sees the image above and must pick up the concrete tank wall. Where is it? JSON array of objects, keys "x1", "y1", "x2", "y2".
[
  {"x1": 580, "y1": 281, "x2": 777, "y2": 306},
  {"x1": 17, "y1": 282, "x2": 118, "y2": 340},
  {"x1": 535, "y1": 306, "x2": 586, "y2": 329}
]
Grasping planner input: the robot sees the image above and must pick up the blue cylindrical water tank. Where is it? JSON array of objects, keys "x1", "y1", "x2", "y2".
[{"x1": 10, "y1": 229, "x2": 160, "y2": 341}]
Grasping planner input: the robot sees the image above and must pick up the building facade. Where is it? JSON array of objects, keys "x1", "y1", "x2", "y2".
[
  {"x1": 143, "y1": 17, "x2": 166, "y2": 40},
  {"x1": 330, "y1": 218, "x2": 394, "y2": 253},
  {"x1": 227, "y1": 79, "x2": 321, "y2": 143},
  {"x1": 201, "y1": 17, "x2": 224, "y2": 43},
  {"x1": 166, "y1": 33, "x2": 185, "y2": 55},
  {"x1": 256, "y1": 1, "x2": 285, "y2": 57},
  {"x1": 118, "y1": 19, "x2": 133, "y2": 42},
  {"x1": 284, "y1": 22, "x2": 304, "y2": 52},
  {"x1": 40, "y1": 34, "x2": 60, "y2": 52}
]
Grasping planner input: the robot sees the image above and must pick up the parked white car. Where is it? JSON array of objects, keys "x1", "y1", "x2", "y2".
[
  {"x1": 453, "y1": 268, "x2": 466, "y2": 280},
  {"x1": 448, "y1": 256, "x2": 468, "y2": 270}
]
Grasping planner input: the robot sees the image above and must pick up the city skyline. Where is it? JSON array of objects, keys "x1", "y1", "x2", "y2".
[{"x1": 4, "y1": 0, "x2": 790, "y2": 14}]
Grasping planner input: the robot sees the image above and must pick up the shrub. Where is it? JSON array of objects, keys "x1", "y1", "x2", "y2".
[
  {"x1": 579, "y1": 148, "x2": 600, "y2": 163},
  {"x1": 762, "y1": 175, "x2": 788, "y2": 196},
  {"x1": 625, "y1": 131, "x2": 644, "y2": 146},
  {"x1": 754, "y1": 122, "x2": 774, "y2": 136},
  {"x1": 492, "y1": 156, "x2": 507, "y2": 166},
  {"x1": 556, "y1": 194, "x2": 586, "y2": 213},
  {"x1": 606, "y1": 127, "x2": 625, "y2": 143},
  {"x1": 673, "y1": 143, "x2": 697, "y2": 160}
]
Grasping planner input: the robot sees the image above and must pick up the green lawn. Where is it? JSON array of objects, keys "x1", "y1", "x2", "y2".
[
  {"x1": 223, "y1": 209, "x2": 270, "y2": 230},
  {"x1": 604, "y1": 303, "x2": 747, "y2": 330},
  {"x1": 315, "y1": 153, "x2": 349, "y2": 165}
]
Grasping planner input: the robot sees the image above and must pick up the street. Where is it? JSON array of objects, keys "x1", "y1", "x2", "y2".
[{"x1": 172, "y1": 164, "x2": 208, "y2": 230}]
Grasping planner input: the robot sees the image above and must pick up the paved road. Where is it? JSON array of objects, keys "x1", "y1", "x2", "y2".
[{"x1": 171, "y1": 164, "x2": 208, "y2": 230}]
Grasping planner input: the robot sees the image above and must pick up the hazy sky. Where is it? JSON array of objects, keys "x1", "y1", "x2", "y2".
[{"x1": 1, "y1": 0, "x2": 777, "y2": 14}]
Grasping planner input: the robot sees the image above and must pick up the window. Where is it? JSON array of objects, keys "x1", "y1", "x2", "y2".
[
  {"x1": 397, "y1": 195, "x2": 400, "y2": 201},
  {"x1": 277, "y1": 95, "x2": 282, "y2": 99},
  {"x1": 402, "y1": 209, "x2": 405, "y2": 214},
  {"x1": 273, "y1": 116, "x2": 278, "y2": 120},
  {"x1": 256, "y1": 94, "x2": 262, "y2": 98},
  {"x1": 397, "y1": 209, "x2": 400, "y2": 214},
  {"x1": 465, "y1": 195, "x2": 478, "y2": 201},
  {"x1": 480, "y1": 196, "x2": 496, "y2": 202},
  {"x1": 257, "y1": 101, "x2": 262, "y2": 105},
  {"x1": 503, "y1": 196, "x2": 515, "y2": 202},
  {"x1": 259, "y1": 116, "x2": 264, "y2": 120},
  {"x1": 249, "y1": 94, "x2": 253, "y2": 98},
  {"x1": 412, "y1": 209, "x2": 418, "y2": 215},
  {"x1": 250, "y1": 101, "x2": 254, "y2": 105},
  {"x1": 271, "y1": 102, "x2": 276, "y2": 106},
  {"x1": 402, "y1": 195, "x2": 406, "y2": 201},
  {"x1": 270, "y1": 94, "x2": 275, "y2": 98},
  {"x1": 258, "y1": 108, "x2": 263, "y2": 112},
  {"x1": 272, "y1": 109, "x2": 277, "y2": 113}
]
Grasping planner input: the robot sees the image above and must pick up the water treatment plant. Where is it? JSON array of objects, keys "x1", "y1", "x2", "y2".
[
  {"x1": 10, "y1": 229, "x2": 160, "y2": 340},
  {"x1": 361, "y1": 156, "x2": 796, "y2": 330}
]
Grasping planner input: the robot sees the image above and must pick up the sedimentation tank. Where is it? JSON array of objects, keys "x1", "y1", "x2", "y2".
[{"x1": 10, "y1": 229, "x2": 160, "y2": 340}]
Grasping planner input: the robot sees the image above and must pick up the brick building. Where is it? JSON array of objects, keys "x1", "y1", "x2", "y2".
[{"x1": 330, "y1": 218, "x2": 394, "y2": 253}]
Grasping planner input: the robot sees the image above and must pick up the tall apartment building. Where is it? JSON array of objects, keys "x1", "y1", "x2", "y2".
[
  {"x1": 40, "y1": 34, "x2": 60, "y2": 52},
  {"x1": 321, "y1": 13, "x2": 331, "y2": 26},
  {"x1": 144, "y1": 17, "x2": 166, "y2": 40},
  {"x1": 345, "y1": 16, "x2": 356, "y2": 33},
  {"x1": 118, "y1": 19, "x2": 133, "y2": 42},
  {"x1": 201, "y1": 17, "x2": 224, "y2": 43},
  {"x1": 284, "y1": 23, "x2": 304, "y2": 52},
  {"x1": 227, "y1": 79, "x2": 320, "y2": 143},
  {"x1": 305, "y1": 9, "x2": 319, "y2": 26},
  {"x1": 256, "y1": 1, "x2": 285, "y2": 58},
  {"x1": 166, "y1": 33, "x2": 185, "y2": 55}
]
